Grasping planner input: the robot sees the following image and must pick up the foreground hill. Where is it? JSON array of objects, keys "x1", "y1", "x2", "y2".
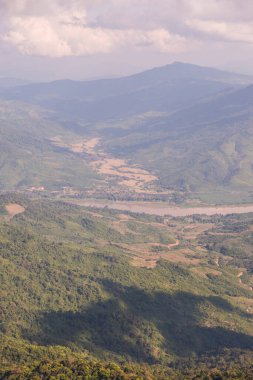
[{"x1": 1, "y1": 194, "x2": 253, "y2": 370}]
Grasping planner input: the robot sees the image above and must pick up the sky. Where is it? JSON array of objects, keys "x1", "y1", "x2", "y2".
[{"x1": 1, "y1": 0, "x2": 253, "y2": 81}]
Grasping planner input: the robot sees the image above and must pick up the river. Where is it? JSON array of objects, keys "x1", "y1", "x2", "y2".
[{"x1": 70, "y1": 199, "x2": 253, "y2": 217}]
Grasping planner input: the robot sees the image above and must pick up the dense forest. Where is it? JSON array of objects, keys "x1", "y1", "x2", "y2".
[{"x1": 1, "y1": 194, "x2": 253, "y2": 378}]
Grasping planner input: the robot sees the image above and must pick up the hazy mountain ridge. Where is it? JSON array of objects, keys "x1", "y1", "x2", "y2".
[{"x1": 1, "y1": 62, "x2": 250, "y2": 122}]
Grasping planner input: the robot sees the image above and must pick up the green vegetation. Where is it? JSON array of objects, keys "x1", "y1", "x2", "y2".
[
  {"x1": 199, "y1": 213, "x2": 253, "y2": 283},
  {"x1": 100, "y1": 111, "x2": 253, "y2": 204},
  {"x1": 1, "y1": 337, "x2": 253, "y2": 379},
  {"x1": 1, "y1": 194, "x2": 253, "y2": 374},
  {"x1": 2, "y1": 357, "x2": 253, "y2": 379},
  {"x1": 0, "y1": 101, "x2": 98, "y2": 190}
]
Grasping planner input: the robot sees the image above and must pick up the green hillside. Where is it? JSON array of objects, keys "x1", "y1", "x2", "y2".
[
  {"x1": 1, "y1": 194, "x2": 253, "y2": 371},
  {"x1": 0, "y1": 101, "x2": 98, "y2": 190},
  {"x1": 101, "y1": 86, "x2": 253, "y2": 203}
]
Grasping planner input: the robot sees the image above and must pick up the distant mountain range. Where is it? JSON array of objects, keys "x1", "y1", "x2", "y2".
[
  {"x1": 1, "y1": 62, "x2": 253, "y2": 202},
  {"x1": 2, "y1": 62, "x2": 252, "y2": 122}
]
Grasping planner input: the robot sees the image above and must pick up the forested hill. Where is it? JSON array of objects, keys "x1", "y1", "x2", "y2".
[{"x1": 1, "y1": 194, "x2": 253, "y2": 377}]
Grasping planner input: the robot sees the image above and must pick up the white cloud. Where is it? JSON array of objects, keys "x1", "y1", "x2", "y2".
[
  {"x1": 134, "y1": 29, "x2": 186, "y2": 53},
  {"x1": 3, "y1": 16, "x2": 115, "y2": 57},
  {"x1": 1, "y1": 1, "x2": 187, "y2": 57},
  {"x1": 3, "y1": 17, "x2": 72, "y2": 57},
  {"x1": 3, "y1": 19, "x2": 186, "y2": 57},
  {"x1": 188, "y1": 19, "x2": 253, "y2": 44},
  {"x1": 1, "y1": 0, "x2": 253, "y2": 58}
]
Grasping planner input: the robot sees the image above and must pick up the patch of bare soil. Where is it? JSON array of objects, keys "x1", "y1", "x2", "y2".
[
  {"x1": 5, "y1": 204, "x2": 25, "y2": 220},
  {"x1": 167, "y1": 239, "x2": 180, "y2": 248},
  {"x1": 132, "y1": 257, "x2": 157, "y2": 269},
  {"x1": 236, "y1": 270, "x2": 253, "y2": 291},
  {"x1": 237, "y1": 271, "x2": 244, "y2": 284},
  {"x1": 117, "y1": 214, "x2": 134, "y2": 221},
  {"x1": 70, "y1": 138, "x2": 100, "y2": 154}
]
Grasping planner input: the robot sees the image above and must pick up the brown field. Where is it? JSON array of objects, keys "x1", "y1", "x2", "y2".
[
  {"x1": 51, "y1": 136, "x2": 160, "y2": 194},
  {"x1": 50, "y1": 137, "x2": 100, "y2": 155},
  {"x1": 92, "y1": 156, "x2": 157, "y2": 192},
  {"x1": 70, "y1": 138, "x2": 99, "y2": 154},
  {"x1": 5, "y1": 204, "x2": 25, "y2": 220}
]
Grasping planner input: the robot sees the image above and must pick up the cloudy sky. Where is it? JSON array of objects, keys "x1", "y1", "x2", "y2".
[{"x1": 1, "y1": 0, "x2": 253, "y2": 80}]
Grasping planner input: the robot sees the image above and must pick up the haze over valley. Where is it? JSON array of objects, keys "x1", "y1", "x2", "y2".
[
  {"x1": 2, "y1": 62, "x2": 253, "y2": 205},
  {"x1": 2, "y1": 1, "x2": 253, "y2": 379}
]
